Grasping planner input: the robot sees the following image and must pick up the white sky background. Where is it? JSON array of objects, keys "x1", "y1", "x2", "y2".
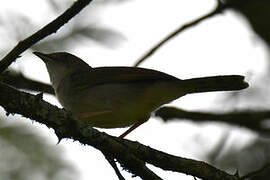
[{"x1": 0, "y1": 0, "x2": 268, "y2": 180}]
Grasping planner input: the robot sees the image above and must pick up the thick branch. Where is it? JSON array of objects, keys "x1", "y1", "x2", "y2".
[
  {"x1": 155, "y1": 106, "x2": 270, "y2": 134},
  {"x1": 0, "y1": 83, "x2": 161, "y2": 180},
  {"x1": 123, "y1": 140, "x2": 238, "y2": 180},
  {"x1": 134, "y1": 2, "x2": 227, "y2": 66},
  {"x1": 0, "y1": 83, "x2": 238, "y2": 180},
  {"x1": 0, "y1": 0, "x2": 93, "y2": 73}
]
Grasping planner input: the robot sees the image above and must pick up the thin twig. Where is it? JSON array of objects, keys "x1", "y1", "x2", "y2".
[
  {"x1": 0, "y1": 0, "x2": 93, "y2": 73},
  {"x1": 104, "y1": 153, "x2": 126, "y2": 180},
  {"x1": 239, "y1": 162, "x2": 270, "y2": 180},
  {"x1": 134, "y1": 2, "x2": 227, "y2": 67}
]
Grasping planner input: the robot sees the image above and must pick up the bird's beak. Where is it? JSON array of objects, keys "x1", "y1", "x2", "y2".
[{"x1": 33, "y1": 52, "x2": 52, "y2": 62}]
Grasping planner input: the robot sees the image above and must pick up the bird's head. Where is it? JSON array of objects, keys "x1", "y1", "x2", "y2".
[{"x1": 33, "y1": 51, "x2": 91, "y2": 88}]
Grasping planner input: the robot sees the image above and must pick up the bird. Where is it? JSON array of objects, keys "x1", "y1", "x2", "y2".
[{"x1": 33, "y1": 51, "x2": 249, "y2": 138}]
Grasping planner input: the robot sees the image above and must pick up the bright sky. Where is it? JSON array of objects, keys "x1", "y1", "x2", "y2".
[{"x1": 1, "y1": 0, "x2": 268, "y2": 180}]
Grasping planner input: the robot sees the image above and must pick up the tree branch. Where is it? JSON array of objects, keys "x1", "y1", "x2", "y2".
[
  {"x1": 0, "y1": 82, "x2": 239, "y2": 180},
  {"x1": 122, "y1": 140, "x2": 238, "y2": 180},
  {"x1": 155, "y1": 106, "x2": 270, "y2": 134},
  {"x1": 2, "y1": 70, "x2": 54, "y2": 95},
  {"x1": 0, "y1": 83, "x2": 161, "y2": 180},
  {"x1": 104, "y1": 153, "x2": 126, "y2": 180},
  {"x1": 239, "y1": 162, "x2": 270, "y2": 180},
  {"x1": 133, "y1": 2, "x2": 228, "y2": 67},
  {"x1": 0, "y1": 0, "x2": 93, "y2": 73}
]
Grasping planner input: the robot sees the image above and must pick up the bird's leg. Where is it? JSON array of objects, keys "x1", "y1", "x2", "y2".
[{"x1": 119, "y1": 119, "x2": 148, "y2": 138}]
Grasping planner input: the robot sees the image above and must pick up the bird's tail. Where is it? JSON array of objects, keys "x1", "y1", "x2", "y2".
[{"x1": 181, "y1": 75, "x2": 249, "y2": 94}]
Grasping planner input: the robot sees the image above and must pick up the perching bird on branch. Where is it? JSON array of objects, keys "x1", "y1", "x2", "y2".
[{"x1": 34, "y1": 52, "x2": 248, "y2": 138}]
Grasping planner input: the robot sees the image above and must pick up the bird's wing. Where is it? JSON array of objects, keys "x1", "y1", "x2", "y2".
[{"x1": 67, "y1": 67, "x2": 180, "y2": 90}]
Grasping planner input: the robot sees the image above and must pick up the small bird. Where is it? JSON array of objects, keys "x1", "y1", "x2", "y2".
[{"x1": 33, "y1": 52, "x2": 249, "y2": 138}]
